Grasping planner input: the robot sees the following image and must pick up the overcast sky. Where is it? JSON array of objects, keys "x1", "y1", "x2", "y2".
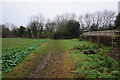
[{"x1": 0, "y1": 0, "x2": 120, "y2": 27}]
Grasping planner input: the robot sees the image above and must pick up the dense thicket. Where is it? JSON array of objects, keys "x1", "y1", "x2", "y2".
[
  {"x1": 115, "y1": 13, "x2": 120, "y2": 29},
  {"x1": 53, "y1": 20, "x2": 80, "y2": 39},
  {"x1": 1, "y1": 10, "x2": 118, "y2": 39}
]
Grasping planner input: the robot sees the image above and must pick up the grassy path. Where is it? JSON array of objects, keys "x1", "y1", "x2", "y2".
[
  {"x1": 37, "y1": 40, "x2": 79, "y2": 78},
  {"x1": 32, "y1": 39, "x2": 79, "y2": 78},
  {"x1": 4, "y1": 39, "x2": 79, "y2": 78}
]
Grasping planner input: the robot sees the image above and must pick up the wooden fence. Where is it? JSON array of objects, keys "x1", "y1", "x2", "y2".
[
  {"x1": 82, "y1": 30, "x2": 120, "y2": 47},
  {"x1": 83, "y1": 30, "x2": 115, "y2": 36}
]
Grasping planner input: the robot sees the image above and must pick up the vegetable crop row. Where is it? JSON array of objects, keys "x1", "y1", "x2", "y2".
[{"x1": 2, "y1": 39, "x2": 50, "y2": 72}]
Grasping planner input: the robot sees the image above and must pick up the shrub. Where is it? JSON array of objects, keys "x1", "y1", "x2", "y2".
[{"x1": 79, "y1": 35, "x2": 83, "y2": 41}]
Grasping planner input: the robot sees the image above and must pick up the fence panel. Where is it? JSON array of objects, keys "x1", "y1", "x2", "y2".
[{"x1": 82, "y1": 30, "x2": 120, "y2": 47}]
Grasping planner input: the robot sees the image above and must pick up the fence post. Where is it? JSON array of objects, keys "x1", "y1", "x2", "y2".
[
  {"x1": 90, "y1": 31, "x2": 91, "y2": 41},
  {"x1": 112, "y1": 30, "x2": 116, "y2": 47},
  {"x1": 105, "y1": 30, "x2": 106, "y2": 36},
  {"x1": 112, "y1": 30, "x2": 114, "y2": 47},
  {"x1": 98, "y1": 31, "x2": 100, "y2": 44}
]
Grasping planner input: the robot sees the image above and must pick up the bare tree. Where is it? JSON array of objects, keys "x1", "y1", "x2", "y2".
[
  {"x1": 78, "y1": 15, "x2": 86, "y2": 30},
  {"x1": 101, "y1": 10, "x2": 116, "y2": 29},
  {"x1": 54, "y1": 13, "x2": 77, "y2": 22},
  {"x1": 45, "y1": 19, "x2": 56, "y2": 33},
  {"x1": 43, "y1": 19, "x2": 56, "y2": 38},
  {"x1": 28, "y1": 13, "x2": 45, "y2": 38},
  {"x1": 83, "y1": 13, "x2": 93, "y2": 31},
  {"x1": 70, "y1": 13, "x2": 77, "y2": 20},
  {"x1": 92, "y1": 10, "x2": 116, "y2": 30},
  {"x1": 54, "y1": 14, "x2": 69, "y2": 32},
  {"x1": 78, "y1": 10, "x2": 116, "y2": 31}
]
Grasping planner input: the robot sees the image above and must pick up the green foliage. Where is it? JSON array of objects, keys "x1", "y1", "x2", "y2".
[
  {"x1": 108, "y1": 24, "x2": 115, "y2": 30},
  {"x1": 66, "y1": 20, "x2": 80, "y2": 38},
  {"x1": 27, "y1": 28, "x2": 32, "y2": 38},
  {"x1": 82, "y1": 35, "x2": 88, "y2": 40},
  {"x1": 2, "y1": 25, "x2": 11, "y2": 38},
  {"x1": 2, "y1": 39, "x2": 50, "y2": 72},
  {"x1": 70, "y1": 42, "x2": 119, "y2": 78},
  {"x1": 29, "y1": 21, "x2": 38, "y2": 38},
  {"x1": 53, "y1": 20, "x2": 80, "y2": 39},
  {"x1": 79, "y1": 35, "x2": 83, "y2": 41},
  {"x1": 2, "y1": 38, "x2": 39, "y2": 49},
  {"x1": 18, "y1": 26, "x2": 26, "y2": 37},
  {"x1": 90, "y1": 24, "x2": 98, "y2": 31},
  {"x1": 74, "y1": 44, "x2": 99, "y2": 51},
  {"x1": 115, "y1": 13, "x2": 120, "y2": 29}
]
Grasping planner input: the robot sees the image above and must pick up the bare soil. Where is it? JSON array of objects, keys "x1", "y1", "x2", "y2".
[
  {"x1": 30, "y1": 52, "x2": 52, "y2": 78},
  {"x1": 38, "y1": 51, "x2": 76, "y2": 78}
]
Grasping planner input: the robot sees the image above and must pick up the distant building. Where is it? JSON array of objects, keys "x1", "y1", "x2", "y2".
[{"x1": 118, "y1": 1, "x2": 120, "y2": 13}]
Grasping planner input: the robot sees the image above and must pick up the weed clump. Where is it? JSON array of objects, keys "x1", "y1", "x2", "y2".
[{"x1": 70, "y1": 43, "x2": 119, "y2": 78}]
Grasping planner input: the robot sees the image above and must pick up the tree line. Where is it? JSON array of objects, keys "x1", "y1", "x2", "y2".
[{"x1": 1, "y1": 10, "x2": 120, "y2": 39}]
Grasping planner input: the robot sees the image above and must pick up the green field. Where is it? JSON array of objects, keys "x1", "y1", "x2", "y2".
[
  {"x1": 2, "y1": 38, "x2": 50, "y2": 72},
  {"x1": 1, "y1": 38, "x2": 119, "y2": 78},
  {"x1": 2, "y1": 38, "x2": 50, "y2": 49}
]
